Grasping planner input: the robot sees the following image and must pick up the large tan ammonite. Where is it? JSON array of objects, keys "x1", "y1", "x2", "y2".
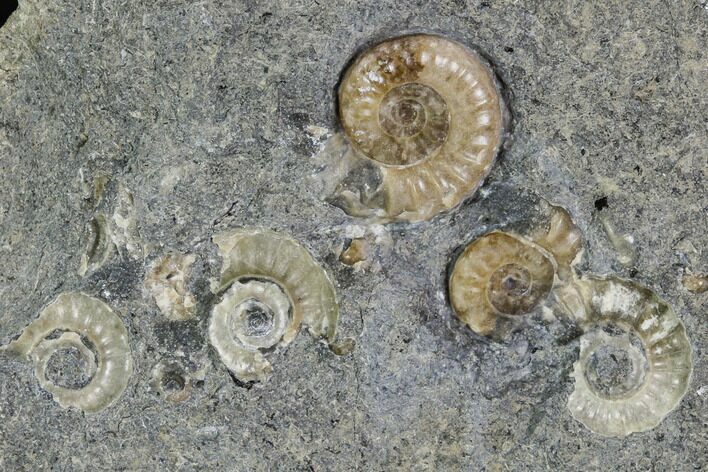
[{"x1": 337, "y1": 34, "x2": 506, "y2": 222}]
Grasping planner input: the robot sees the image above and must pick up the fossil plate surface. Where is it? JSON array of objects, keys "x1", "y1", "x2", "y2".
[{"x1": 0, "y1": 1, "x2": 705, "y2": 470}]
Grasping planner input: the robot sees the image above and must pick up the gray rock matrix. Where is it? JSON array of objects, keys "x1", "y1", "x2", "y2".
[{"x1": 0, "y1": 1, "x2": 705, "y2": 470}]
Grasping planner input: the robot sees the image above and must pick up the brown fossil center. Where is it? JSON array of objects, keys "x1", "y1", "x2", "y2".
[
  {"x1": 487, "y1": 263, "x2": 534, "y2": 315},
  {"x1": 381, "y1": 98, "x2": 426, "y2": 136},
  {"x1": 375, "y1": 83, "x2": 449, "y2": 166}
]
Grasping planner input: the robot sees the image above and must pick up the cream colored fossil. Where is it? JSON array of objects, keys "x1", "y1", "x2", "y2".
[
  {"x1": 334, "y1": 34, "x2": 506, "y2": 222},
  {"x1": 561, "y1": 276, "x2": 692, "y2": 437},
  {"x1": 449, "y1": 231, "x2": 555, "y2": 336},
  {"x1": 78, "y1": 213, "x2": 114, "y2": 276},
  {"x1": 2, "y1": 292, "x2": 133, "y2": 413},
  {"x1": 210, "y1": 229, "x2": 339, "y2": 382},
  {"x1": 145, "y1": 253, "x2": 197, "y2": 321}
]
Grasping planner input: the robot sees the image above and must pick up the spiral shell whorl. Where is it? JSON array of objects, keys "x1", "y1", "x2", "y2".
[
  {"x1": 210, "y1": 229, "x2": 340, "y2": 381},
  {"x1": 4, "y1": 292, "x2": 133, "y2": 413},
  {"x1": 566, "y1": 276, "x2": 692, "y2": 437},
  {"x1": 338, "y1": 34, "x2": 505, "y2": 222},
  {"x1": 449, "y1": 232, "x2": 555, "y2": 336}
]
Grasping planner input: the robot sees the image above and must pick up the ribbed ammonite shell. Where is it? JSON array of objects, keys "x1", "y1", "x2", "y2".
[
  {"x1": 2, "y1": 292, "x2": 133, "y2": 413},
  {"x1": 564, "y1": 276, "x2": 692, "y2": 437},
  {"x1": 209, "y1": 229, "x2": 340, "y2": 382},
  {"x1": 337, "y1": 34, "x2": 506, "y2": 222},
  {"x1": 449, "y1": 232, "x2": 555, "y2": 336}
]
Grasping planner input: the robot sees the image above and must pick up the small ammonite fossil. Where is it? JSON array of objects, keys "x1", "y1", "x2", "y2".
[
  {"x1": 449, "y1": 231, "x2": 555, "y2": 336},
  {"x1": 562, "y1": 276, "x2": 692, "y2": 437},
  {"x1": 2, "y1": 292, "x2": 133, "y2": 413},
  {"x1": 209, "y1": 229, "x2": 340, "y2": 382},
  {"x1": 149, "y1": 359, "x2": 195, "y2": 403},
  {"x1": 335, "y1": 34, "x2": 507, "y2": 222}
]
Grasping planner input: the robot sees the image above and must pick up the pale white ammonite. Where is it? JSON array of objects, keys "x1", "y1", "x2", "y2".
[
  {"x1": 209, "y1": 229, "x2": 339, "y2": 382},
  {"x1": 449, "y1": 231, "x2": 555, "y2": 336},
  {"x1": 2, "y1": 292, "x2": 133, "y2": 413},
  {"x1": 562, "y1": 276, "x2": 692, "y2": 437},
  {"x1": 337, "y1": 34, "x2": 506, "y2": 222}
]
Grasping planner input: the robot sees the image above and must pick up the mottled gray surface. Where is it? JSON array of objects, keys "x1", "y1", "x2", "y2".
[{"x1": 0, "y1": 0, "x2": 706, "y2": 470}]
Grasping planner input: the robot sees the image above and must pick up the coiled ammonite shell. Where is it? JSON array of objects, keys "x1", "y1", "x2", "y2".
[
  {"x1": 337, "y1": 34, "x2": 506, "y2": 222},
  {"x1": 449, "y1": 232, "x2": 555, "y2": 336},
  {"x1": 564, "y1": 276, "x2": 692, "y2": 437},
  {"x1": 210, "y1": 229, "x2": 339, "y2": 382},
  {"x1": 2, "y1": 292, "x2": 133, "y2": 413}
]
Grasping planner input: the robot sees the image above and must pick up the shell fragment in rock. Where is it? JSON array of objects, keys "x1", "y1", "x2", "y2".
[
  {"x1": 78, "y1": 213, "x2": 114, "y2": 276},
  {"x1": 531, "y1": 204, "x2": 582, "y2": 278},
  {"x1": 210, "y1": 229, "x2": 339, "y2": 382},
  {"x1": 563, "y1": 276, "x2": 692, "y2": 437},
  {"x1": 2, "y1": 292, "x2": 133, "y2": 413},
  {"x1": 145, "y1": 253, "x2": 197, "y2": 321},
  {"x1": 449, "y1": 231, "x2": 555, "y2": 336},
  {"x1": 335, "y1": 34, "x2": 507, "y2": 222}
]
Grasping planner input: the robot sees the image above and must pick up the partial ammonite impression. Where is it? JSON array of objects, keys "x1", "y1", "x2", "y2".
[
  {"x1": 562, "y1": 276, "x2": 692, "y2": 437},
  {"x1": 334, "y1": 34, "x2": 506, "y2": 222},
  {"x1": 2, "y1": 292, "x2": 133, "y2": 413},
  {"x1": 449, "y1": 231, "x2": 555, "y2": 336},
  {"x1": 209, "y1": 229, "x2": 340, "y2": 382}
]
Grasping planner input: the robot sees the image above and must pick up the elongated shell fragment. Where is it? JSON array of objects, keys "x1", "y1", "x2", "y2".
[
  {"x1": 531, "y1": 204, "x2": 582, "y2": 279},
  {"x1": 3, "y1": 292, "x2": 133, "y2": 413},
  {"x1": 565, "y1": 276, "x2": 692, "y2": 437},
  {"x1": 337, "y1": 34, "x2": 506, "y2": 222},
  {"x1": 210, "y1": 229, "x2": 339, "y2": 381},
  {"x1": 449, "y1": 231, "x2": 555, "y2": 336}
]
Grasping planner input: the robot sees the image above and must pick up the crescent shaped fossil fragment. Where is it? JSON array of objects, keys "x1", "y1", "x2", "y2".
[
  {"x1": 210, "y1": 229, "x2": 340, "y2": 382},
  {"x1": 563, "y1": 276, "x2": 692, "y2": 437},
  {"x1": 335, "y1": 34, "x2": 507, "y2": 222},
  {"x1": 2, "y1": 292, "x2": 133, "y2": 413},
  {"x1": 449, "y1": 231, "x2": 555, "y2": 336}
]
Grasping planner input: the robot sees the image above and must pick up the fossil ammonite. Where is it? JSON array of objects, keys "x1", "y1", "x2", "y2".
[
  {"x1": 561, "y1": 276, "x2": 692, "y2": 437},
  {"x1": 448, "y1": 231, "x2": 555, "y2": 336},
  {"x1": 337, "y1": 34, "x2": 507, "y2": 222},
  {"x1": 2, "y1": 292, "x2": 133, "y2": 413},
  {"x1": 209, "y1": 229, "x2": 340, "y2": 382}
]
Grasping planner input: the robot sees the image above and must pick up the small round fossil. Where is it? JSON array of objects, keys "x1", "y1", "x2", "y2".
[
  {"x1": 150, "y1": 360, "x2": 193, "y2": 403},
  {"x1": 449, "y1": 231, "x2": 555, "y2": 336},
  {"x1": 337, "y1": 34, "x2": 506, "y2": 222},
  {"x1": 2, "y1": 292, "x2": 133, "y2": 413},
  {"x1": 564, "y1": 276, "x2": 692, "y2": 437},
  {"x1": 210, "y1": 229, "x2": 340, "y2": 382}
]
